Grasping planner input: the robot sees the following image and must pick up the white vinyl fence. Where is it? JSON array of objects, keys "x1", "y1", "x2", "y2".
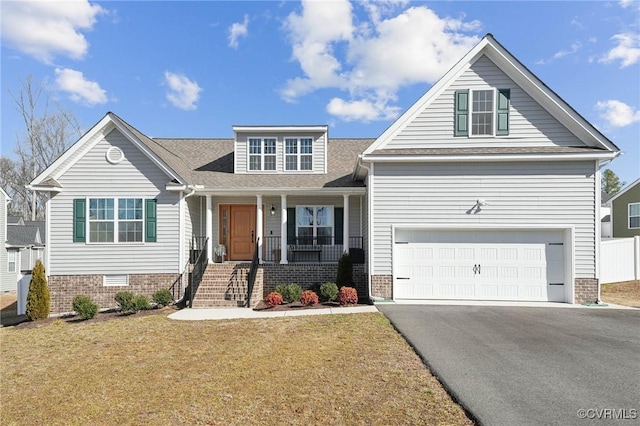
[{"x1": 600, "y1": 236, "x2": 640, "y2": 284}]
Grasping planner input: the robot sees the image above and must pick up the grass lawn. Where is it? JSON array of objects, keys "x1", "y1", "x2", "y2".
[
  {"x1": 0, "y1": 312, "x2": 471, "y2": 425},
  {"x1": 601, "y1": 280, "x2": 640, "y2": 308}
]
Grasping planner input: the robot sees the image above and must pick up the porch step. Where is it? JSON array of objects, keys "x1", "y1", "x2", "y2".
[{"x1": 191, "y1": 263, "x2": 253, "y2": 308}]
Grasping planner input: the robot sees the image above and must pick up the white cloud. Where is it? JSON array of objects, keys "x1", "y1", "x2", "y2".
[
  {"x1": 54, "y1": 68, "x2": 107, "y2": 105},
  {"x1": 163, "y1": 71, "x2": 202, "y2": 110},
  {"x1": 282, "y1": 1, "x2": 480, "y2": 122},
  {"x1": 553, "y1": 42, "x2": 582, "y2": 59},
  {"x1": 596, "y1": 100, "x2": 640, "y2": 127},
  {"x1": 619, "y1": 0, "x2": 636, "y2": 8},
  {"x1": 0, "y1": 0, "x2": 105, "y2": 64},
  {"x1": 600, "y1": 32, "x2": 640, "y2": 67},
  {"x1": 228, "y1": 14, "x2": 249, "y2": 49}
]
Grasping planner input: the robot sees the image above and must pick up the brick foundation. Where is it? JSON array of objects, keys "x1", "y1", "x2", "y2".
[
  {"x1": 260, "y1": 263, "x2": 367, "y2": 301},
  {"x1": 574, "y1": 278, "x2": 598, "y2": 304},
  {"x1": 371, "y1": 275, "x2": 392, "y2": 299},
  {"x1": 48, "y1": 273, "x2": 180, "y2": 314}
]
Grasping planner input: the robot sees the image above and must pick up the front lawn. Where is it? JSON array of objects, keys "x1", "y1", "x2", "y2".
[
  {"x1": 0, "y1": 313, "x2": 471, "y2": 425},
  {"x1": 601, "y1": 280, "x2": 640, "y2": 308}
]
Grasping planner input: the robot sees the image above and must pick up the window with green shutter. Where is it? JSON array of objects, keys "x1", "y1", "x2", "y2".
[
  {"x1": 454, "y1": 90, "x2": 469, "y2": 136},
  {"x1": 456, "y1": 88, "x2": 510, "y2": 137},
  {"x1": 73, "y1": 198, "x2": 86, "y2": 242},
  {"x1": 496, "y1": 89, "x2": 510, "y2": 135},
  {"x1": 145, "y1": 199, "x2": 157, "y2": 242}
]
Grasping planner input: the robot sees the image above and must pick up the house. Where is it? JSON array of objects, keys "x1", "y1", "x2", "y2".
[
  {"x1": 29, "y1": 34, "x2": 619, "y2": 314},
  {"x1": 608, "y1": 179, "x2": 640, "y2": 238},
  {"x1": 601, "y1": 191, "x2": 614, "y2": 238},
  {"x1": 1, "y1": 187, "x2": 17, "y2": 292}
]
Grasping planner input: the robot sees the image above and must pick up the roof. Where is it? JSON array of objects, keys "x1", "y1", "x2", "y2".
[
  {"x1": 7, "y1": 216, "x2": 24, "y2": 225},
  {"x1": 152, "y1": 137, "x2": 373, "y2": 189},
  {"x1": 368, "y1": 147, "x2": 608, "y2": 156},
  {"x1": 24, "y1": 221, "x2": 46, "y2": 243},
  {"x1": 364, "y1": 33, "x2": 620, "y2": 156},
  {"x1": 601, "y1": 191, "x2": 614, "y2": 204},
  {"x1": 7, "y1": 225, "x2": 42, "y2": 248},
  {"x1": 608, "y1": 178, "x2": 640, "y2": 204}
]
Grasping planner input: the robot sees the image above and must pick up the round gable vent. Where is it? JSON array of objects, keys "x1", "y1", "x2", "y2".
[{"x1": 106, "y1": 146, "x2": 124, "y2": 164}]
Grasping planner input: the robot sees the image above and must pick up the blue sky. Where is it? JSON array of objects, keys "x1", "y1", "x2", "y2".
[{"x1": 1, "y1": 0, "x2": 639, "y2": 185}]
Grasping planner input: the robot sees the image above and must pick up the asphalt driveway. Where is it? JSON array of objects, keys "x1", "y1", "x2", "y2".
[{"x1": 378, "y1": 304, "x2": 640, "y2": 425}]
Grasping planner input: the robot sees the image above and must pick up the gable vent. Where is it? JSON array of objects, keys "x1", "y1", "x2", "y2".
[{"x1": 103, "y1": 275, "x2": 129, "y2": 287}]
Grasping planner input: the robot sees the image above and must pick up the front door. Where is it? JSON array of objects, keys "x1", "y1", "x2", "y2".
[{"x1": 222, "y1": 205, "x2": 256, "y2": 260}]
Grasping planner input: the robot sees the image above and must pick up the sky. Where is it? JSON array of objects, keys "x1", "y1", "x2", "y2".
[{"x1": 1, "y1": 0, "x2": 639, "y2": 186}]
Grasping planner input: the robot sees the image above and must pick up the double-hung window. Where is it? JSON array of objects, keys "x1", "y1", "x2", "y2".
[
  {"x1": 296, "y1": 206, "x2": 333, "y2": 245},
  {"x1": 629, "y1": 203, "x2": 640, "y2": 229},
  {"x1": 7, "y1": 251, "x2": 16, "y2": 272},
  {"x1": 285, "y1": 138, "x2": 313, "y2": 171},
  {"x1": 249, "y1": 138, "x2": 276, "y2": 171},
  {"x1": 81, "y1": 197, "x2": 150, "y2": 243},
  {"x1": 455, "y1": 88, "x2": 510, "y2": 136}
]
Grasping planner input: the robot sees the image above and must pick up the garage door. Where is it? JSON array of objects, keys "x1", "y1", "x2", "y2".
[{"x1": 393, "y1": 230, "x2": 566, "y2": 302}]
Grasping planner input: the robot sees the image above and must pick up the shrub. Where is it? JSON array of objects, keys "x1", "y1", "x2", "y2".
[
  {"x1": 275, "y1": 283, "x2": 303, "y2": 303},
  {"x1": 336, "y1": 253, "x2": 353, "y2": 287},
  {"x1": 300, "y1": 290, "x2": 319, "y2": 305},
  {"x1": 339, "y1": 286, "x2": 358, "y2": 306},
  {"x1": 115, "y1": 291, "x2": 136, "y2": 312},
  {"x1": 132, "y1": 294, "x2": 151, "y2": 312},
  {"x1": 264, "y1": 292, "x2": 283, "y2": 307},
  {"x1": 72, "y1": 295, "x2": 98, "y2": 320},
  {"x1": 26, "y1": 260, "x2": 50, "y2": 320},
  {"x1": 320, "y1": 282, "x2": 339, "y2": 302},
  {"x1": 152, "y1": 289, "x2": 173, "y2": 307}
]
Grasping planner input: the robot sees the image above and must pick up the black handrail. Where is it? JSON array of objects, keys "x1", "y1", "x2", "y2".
[
  {"x1": 189, "y1": 237, "x2": 209, "y2": 308},
  {"x1": 246, "y1": 238, "x2": 259, "y2": 307}
]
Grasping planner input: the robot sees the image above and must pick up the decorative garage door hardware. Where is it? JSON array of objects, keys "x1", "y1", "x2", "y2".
[{"x1": 473, "y1": 264, "x2": 482, "y2": 274}]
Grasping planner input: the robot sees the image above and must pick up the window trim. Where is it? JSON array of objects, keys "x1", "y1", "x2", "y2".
[
  {"x1": 7, "y1": 250, "x2": 16, "y2": 273},
  {"x1": 285, "y1": 137, "x2": 314, "y2": 172},
  {"x1": 295, "y1": 205, "x2": 334, "y2": 245},
  {"x1": 247, "y1": 137, "x2": 277, "y2": 172},
  {"x1": 86, "y1": 197, "x2": 146, "y2": 245},
  {"x1": 629, "y1": 202, "x2": 640, "y2": 229},
  {"x1": 469, "y1": 88, "x2": 496, "y2": 137}
]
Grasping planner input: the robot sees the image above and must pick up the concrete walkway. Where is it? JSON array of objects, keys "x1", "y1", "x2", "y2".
[{"x1": 168, "y1": 305, "x2": 378, "y2": 321}]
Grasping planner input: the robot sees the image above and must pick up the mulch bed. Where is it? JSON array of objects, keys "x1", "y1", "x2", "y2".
[{"x1": 252, "y1": 300, "x2": 368, "y2": 311}]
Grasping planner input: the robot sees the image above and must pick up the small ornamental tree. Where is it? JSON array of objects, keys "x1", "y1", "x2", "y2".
[
  {"x1": 26, "y1": 259, "x2": 50, "y2": 320},
  {"x1": 336, "y1": 253, "x2": 353, "y2": 287}
]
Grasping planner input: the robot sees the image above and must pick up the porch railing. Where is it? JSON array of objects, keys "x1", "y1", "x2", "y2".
[
  {"x1": 188, "y1": 237, "x2": 208, "y2": 308},
  {"x1": 263, "y1": 236, "x2": 364, "y2": 263},
  {"x1": 189, "y1": 236, "x2": 208, "y2": 264},
  {"x1": 246, "y1": 238, "x2": 259, "y2": 307}
]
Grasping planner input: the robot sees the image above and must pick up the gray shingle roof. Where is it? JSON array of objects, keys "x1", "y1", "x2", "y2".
[
  {"x1": 7, "y1": 216, "x2": 24, "y2": 225},
  {"x1": 368, "y1": 146, "x2": 608, "y2": 156},
  {"x1": 7, "y1": 225, "x2": 42, "y2": 247},
  {"x1": 24, "y1": 221, "x2": 46, "y2": 243}
]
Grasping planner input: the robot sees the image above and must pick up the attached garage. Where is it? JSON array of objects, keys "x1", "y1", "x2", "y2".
[{"x1": 393, "y1": 228, "x2": 572, "y2": 303}]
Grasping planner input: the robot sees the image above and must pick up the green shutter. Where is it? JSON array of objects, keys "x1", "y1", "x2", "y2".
[
  {"x1": 496, "y1": 89, "x2": 510, "y2": 136},
  {"x1": 145, "y1": 199, "x2": 157, "y2": 242},
  {"x1": 334, "y1": 207, "x2": 344, "y2": 245},
  {"x1": 73, "y1": 199, "x2": 86, "y2": 242},
  {"x1": 454, "y1": 90, "x2": 469, "y2": 136},
  {"x1": 287, "y1": 207, "x2": 296, "y2": 245}
]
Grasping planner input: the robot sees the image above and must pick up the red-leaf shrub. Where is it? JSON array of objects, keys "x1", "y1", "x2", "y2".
[
  {"x1": 264, "y1": 292, "x2": 283, "y2": 307},
  {"x1": 339, "y1": 286, "x2": 358, "y2": 306},
  {"x1": 300, "y1": 290, "x2": 319, "y2": 306}
]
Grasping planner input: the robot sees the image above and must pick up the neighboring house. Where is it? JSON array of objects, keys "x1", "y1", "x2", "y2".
[
  {"x1": 8, "y1": 216, "x2": 24, "y2": 226},
  {"x1": 3, "y1": 213, "x2": 46, "y2": 292},
  {"x1": 608, "y1": 179, "x2": 640, "y2": 238},
  {"x1": 29, "y1": 34, "x2": 619, "y2": 314},
  {"x1": 1, "y1": 187, "x2": 17, "y2": 292},
  {"x1": 601, "y1": 191, "x2": 613, "y2": 238}
]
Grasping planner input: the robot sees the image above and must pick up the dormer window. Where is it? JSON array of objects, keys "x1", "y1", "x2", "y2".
[
  {"x1": 249, "y1": 137, "x2": 276, "y2": 171},
  {"x1": 285, "y1": 137, "x2": 313, "y2": 171}
]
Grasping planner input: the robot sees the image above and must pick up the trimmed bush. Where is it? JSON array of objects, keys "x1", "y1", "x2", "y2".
[
  {"x1": 72, "y1": 295, "x2": 98, "y2": 320},
  {"x1": 320, "y1": 282, "x2": 339, "y2": 302},
  {"x1": 132, "y1": 294, "x2": 151, "y2": 312},
  {"x1": 264, "y1": 292, "x2": 283, "y2": 307},
  {"x1": 339, "y1": 286, "x2": 358, "y2": 306},
  {"x1": 26, "y1": 260, "x2": 50, "y2": 320},
  {"x1": 300, "y1": 290, "x2": 319, "y2": 306},
  {"x1": 275, "y1": 283, "x2": 303, "y2": 303},
  {"x1": 115, "y1": 291, "x2": 136, "y2": 312},
  {"x1": 152, "y1": 289, "x2": 173, "y2": 307},
  {"x1": 336, "y1": 253, "x2": 353, "y2": 287}
]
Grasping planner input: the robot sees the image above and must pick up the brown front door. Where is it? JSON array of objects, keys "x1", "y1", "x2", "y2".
[{"x1": 225, "y1": 205, "x2": 256, "y2": 260}]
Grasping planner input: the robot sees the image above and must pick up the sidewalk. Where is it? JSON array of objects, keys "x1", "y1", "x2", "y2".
[{"x1": 168, "y1": 305, "x2": 379, "y2": 321}]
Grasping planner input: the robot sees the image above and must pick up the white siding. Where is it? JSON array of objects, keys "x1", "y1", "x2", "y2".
[
  {"x1": 0, "y1": 190, "x2": 12, "y2": 291},
  {"x1": 234, "y1": 132, "x2": 327, "y2": 174},
  {"x1": 371, "y1": 161, "x2": 597, "y2": 278},
  {"x1": 50, "y1": 129, "x2": 180, "y2": 275},
  {"x1": 390, "y1": 55, "x2": 584, "y2": 149}
]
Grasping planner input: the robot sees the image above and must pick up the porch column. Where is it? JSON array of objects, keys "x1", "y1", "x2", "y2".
[
  {"x1": 256, "y1": 195, "x2": 263, "y2": 263},
  {"x1": 206, "y1": 195, "x2": 213, "y2": 263},
  {"x1": 280, "y1": 194, "x2": 288, "y2": 264},
  {"x1": 343, "y1": 194, "x2": 350, "y2": 254}
]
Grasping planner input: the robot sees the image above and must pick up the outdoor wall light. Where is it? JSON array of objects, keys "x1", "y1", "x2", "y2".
[{"x1": 270, "y1": 204, "x2": 276, "y2": 216}]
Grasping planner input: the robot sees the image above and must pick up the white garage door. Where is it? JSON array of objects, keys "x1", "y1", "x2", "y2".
[{"x1": 393, "y1": 230, "x2": 566, "y2": 302}]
